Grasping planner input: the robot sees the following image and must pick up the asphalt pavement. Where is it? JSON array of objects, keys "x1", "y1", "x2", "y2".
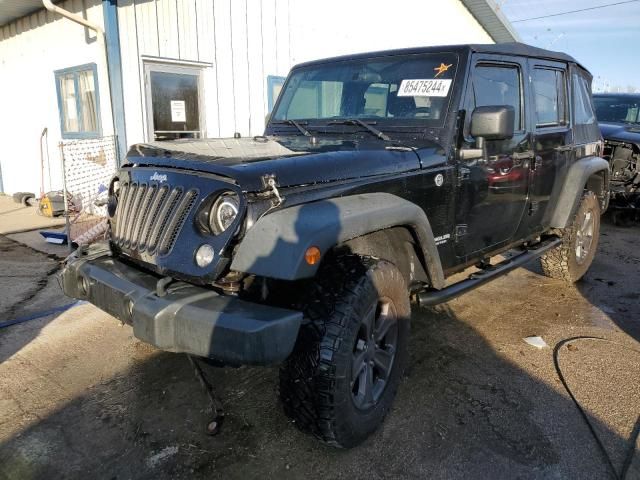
[{"x1": 0, "y1": 220, "x2": 638, "y2": 480}]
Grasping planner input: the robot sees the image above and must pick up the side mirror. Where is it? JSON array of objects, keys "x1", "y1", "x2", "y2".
[
  {"x1": 461, "y1": 105, "x2": 515, "y2": 161},
  {"x1": 470, "y1": 105, "x2": 515, "y2": 141}
]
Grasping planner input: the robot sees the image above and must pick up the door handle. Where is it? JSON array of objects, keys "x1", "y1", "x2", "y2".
[
  {"x1": 554, "y1": 145, "x2": 573, "y2": 152},
  {"x1": 512, "y1": 151, "x2": 534, "y2": 161},
  {"x1": 512, "y1": 150, "x2": 534, "y2": 167}
]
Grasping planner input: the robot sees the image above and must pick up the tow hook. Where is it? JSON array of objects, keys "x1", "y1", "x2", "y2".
[{"x1": 187, "y1": 355, "x2": 225, "y2": 436}]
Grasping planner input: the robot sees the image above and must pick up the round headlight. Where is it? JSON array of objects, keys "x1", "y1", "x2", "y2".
[{"x1": 209, "y1": 192, "x2": 239, "y2": 234}]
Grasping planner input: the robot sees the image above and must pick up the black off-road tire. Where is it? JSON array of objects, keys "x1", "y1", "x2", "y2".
[
  {"x1": 540, "y1": 191, "x2": 601, "y2": 283},
  {"x1": 279, "y1": 255, "x2": 410, "y2": 448},
  {"x1": 12, "y1": 192, "x2": 31, "y2": 203},
  {"x1": 21, "y1": 193, "x2": 36, "y2": 206}
]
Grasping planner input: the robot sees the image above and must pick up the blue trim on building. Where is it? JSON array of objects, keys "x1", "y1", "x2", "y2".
[
  {"x1": 267, "y1": 75, "x2": 286, "y2": 113},
  {"x1": 103, "y1": 0, "x2": 127, "y2": 165},
  {"x1": 54, "y1": 62, "x2": 103, "y2": 139},
  {"x1": 0, "y1": 161, "x2": 4, "y2": 193}
]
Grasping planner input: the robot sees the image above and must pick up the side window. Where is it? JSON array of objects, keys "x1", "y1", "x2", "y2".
[
  {"x1": 472, "y1": 64, "x2": 522, "y2": 131},
  {"x1": 532, "y1": 68, "x2": 567, "y2": 127},
  {"x1": 572, "y1": 73, "x2": 596, "y2": 125}
]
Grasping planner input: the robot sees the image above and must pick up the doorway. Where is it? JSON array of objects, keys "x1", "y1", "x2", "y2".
[{"x1": 144, "y1": 62, "x2": 205, "y2": 141}]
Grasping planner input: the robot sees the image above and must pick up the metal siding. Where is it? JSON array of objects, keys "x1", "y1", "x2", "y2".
[
  {"x1": 230, "y1": 0, "x2": 250, "y2": 135},
  {"x1": 247, "y1": 2, "x2": 266, "y2": 134},
  {"x1": 118, "y1": 0, "x2": 147, "y2": 144},
  {"x1": 274, "y1": 0, "x2": 289, "y2": 74},
  {"x1": 196, "y1": 0, "x2": 220, "y2": 136},
  {"x1": 176, "y1": 0, "x2": 199, "y2": 61},
  {"x1": 213, "y1": 0, "x2": 236, "y2": 136},
  {"x1": 261, "y1": 0, "x2": 278, "y2": 116},
  {"x1": 156, "y1": 0, "x2": 180, "y2": 58},
  {"x1": 134, "y1": 0, "x2": 159, "y2": 57},
  {"x1": 195, "y1": 0, "x2": 214, "y2": 63}
]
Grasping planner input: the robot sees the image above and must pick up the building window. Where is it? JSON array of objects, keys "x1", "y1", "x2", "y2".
[
  {"x1": 54, "y1": 63, "x2": 101, "y2": 139},
  {"x1": 267, "y1": 75, "x2": 286, "y2": 113}
]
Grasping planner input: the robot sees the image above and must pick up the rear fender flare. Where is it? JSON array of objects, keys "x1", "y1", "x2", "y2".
[
  {"x1": 230, "y1": 193, "x2": 445, "y2": 289},
  {"x1": 549, "y1": 156, "x2": 609, "y2": 228}
]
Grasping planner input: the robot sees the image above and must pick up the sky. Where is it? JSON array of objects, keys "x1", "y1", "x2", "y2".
[{"x1": 498, "y1": 0, "x2": 640, "y2": 92}]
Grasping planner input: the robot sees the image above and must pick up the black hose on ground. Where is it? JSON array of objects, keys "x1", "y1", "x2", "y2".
[{"x1": 553, "y1": 336, "x2": 640, "y2": 480}]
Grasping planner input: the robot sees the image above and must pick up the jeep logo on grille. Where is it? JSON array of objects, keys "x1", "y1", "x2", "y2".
[{"x1": 150, "y1": 172, "x2": 167, "y2": 183}]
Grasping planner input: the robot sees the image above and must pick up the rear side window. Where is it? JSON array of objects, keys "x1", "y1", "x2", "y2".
[
  {"x1": 472, "y1": 64, "x2": 522, "y2": 130},
  {"x1": 532, "y1": 68, "x2": 567, "y2": 127},
  {"x1": 572, "y1": 74, "x2": 596, "y2": 125}
]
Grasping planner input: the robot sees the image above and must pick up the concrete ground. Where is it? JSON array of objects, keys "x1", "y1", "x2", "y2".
[
  {"x1": 0, "y1": 195, "x2": 65, "y2": 235},
  {"x1": 0, "y1": 220, "x2": 638, "y2": 480}
]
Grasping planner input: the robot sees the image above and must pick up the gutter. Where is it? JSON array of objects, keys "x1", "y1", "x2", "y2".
[{"x1": 42, "y1": 0, "x2": 127, "y2": 164}]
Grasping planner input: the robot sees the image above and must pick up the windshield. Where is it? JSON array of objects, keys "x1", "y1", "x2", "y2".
[
  {"x1": 593, "y1": 95, "x2": 640, "y2": 124},
  {"x1": 271, "y1": 53, "x2": 459, "y2": 129}
]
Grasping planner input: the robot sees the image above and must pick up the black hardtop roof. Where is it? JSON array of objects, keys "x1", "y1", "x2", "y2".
[{"x1": 293, "y1": 42, "x2": 587, "y2": 73}]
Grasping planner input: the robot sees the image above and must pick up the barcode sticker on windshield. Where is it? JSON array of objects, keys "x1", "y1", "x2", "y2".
[{"x1": 397, "y1": 79, "x2": 452, "y2": 97}]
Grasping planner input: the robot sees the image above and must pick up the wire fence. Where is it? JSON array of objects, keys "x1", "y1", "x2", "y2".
[{"x1": 60, "y1": 135, "x2": 118, "y2": 245}]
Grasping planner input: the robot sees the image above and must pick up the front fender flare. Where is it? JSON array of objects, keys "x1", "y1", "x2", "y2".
[{"x1": 230, "y1": 193, "x2": 445, "y2": 289}]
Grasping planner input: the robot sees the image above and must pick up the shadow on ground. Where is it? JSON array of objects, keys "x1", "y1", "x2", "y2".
[
  {"x1": 0, "y1": 235, "x2": 64, "y2": 364},
  {"x1": 1, "y1": 215, "x2": 638, "y2": 479},
  {"x1": 1, "y1": 295, "x2": 637, "y2": 479},
  {"x1": 574, "y1": 216, "x2": 640, "y2": 342}
]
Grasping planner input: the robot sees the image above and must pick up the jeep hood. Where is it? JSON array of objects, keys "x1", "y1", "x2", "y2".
[
  {"x1": 125, "y1": 136, "x2": 442, "y2": 191},
  {"x1": 599, "y1": 122, "x2": 640, "y2": 145}
]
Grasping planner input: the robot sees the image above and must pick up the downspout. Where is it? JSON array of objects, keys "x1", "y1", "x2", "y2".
[
  {"x1": 42, "y1": 0, "x2": 105, "y2": 36},
  {"x1": 42, "y1": 0, "x2": 125, "y2": 163}
]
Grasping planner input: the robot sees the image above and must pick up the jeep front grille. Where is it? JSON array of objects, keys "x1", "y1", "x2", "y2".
[{"x1": 112, "y1": 182, "x2": 198, "y2": 256}]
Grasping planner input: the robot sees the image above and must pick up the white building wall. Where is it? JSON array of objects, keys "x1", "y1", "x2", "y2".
[
  {"x1": 117, "y1": 0, "x2": 293, "y2": 144},
  {"x1": 0, "y1": 0, "x2": 112, "y2": 195},
  {"x1": 0, "y1": 0, "x2": 495, "y2": 194},
  {"x1": 117, "y1": 0, "x2": 492, "y2": 149},
  {"x1": 289, "y1": 0, "x2": 494, "y2": 64}
]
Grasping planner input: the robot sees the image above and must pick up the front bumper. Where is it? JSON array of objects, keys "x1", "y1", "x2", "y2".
[{"x1": 60, "y1": 243, "x2": 302, "y2": 365}]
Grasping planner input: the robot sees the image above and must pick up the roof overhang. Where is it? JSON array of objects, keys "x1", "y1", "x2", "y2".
[
  {"x1": 460, "y1": 0, "x2": 520, "y2": 43},
  {"x1": 2, "y1": 0, "x2": 520, "y2": 43},
  {"x1": 0, "y1": 0, "x2": 57, "y2": 27}
]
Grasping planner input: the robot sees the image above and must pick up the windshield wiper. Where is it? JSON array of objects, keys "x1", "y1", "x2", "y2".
[
  {"x1": 272, "y1": 120, "x2": 311, "y2": 136},
  {"x1": 327, "y1": 118, "x2": 391, "y2": 141}
]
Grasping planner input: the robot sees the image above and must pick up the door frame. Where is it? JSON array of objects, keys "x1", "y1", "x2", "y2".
[
  {"x1": 143, "y1": 60, "x2": 207, "y2": 142},
  {"x1": 455, "y1": 53, "x2": 534, "y2": 259},
  {"x1": 522, "y1": 58, "x2": 573, "y2": 235}
]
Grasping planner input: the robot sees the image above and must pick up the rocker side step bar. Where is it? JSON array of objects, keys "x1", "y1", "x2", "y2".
[{"x1": 416, "y1": 237, "x2": 562, "y2": 307}]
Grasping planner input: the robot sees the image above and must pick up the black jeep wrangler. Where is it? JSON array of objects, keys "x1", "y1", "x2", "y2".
[{"x1": 61, "y1": 43, "x2": 609, "y2": 448}]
